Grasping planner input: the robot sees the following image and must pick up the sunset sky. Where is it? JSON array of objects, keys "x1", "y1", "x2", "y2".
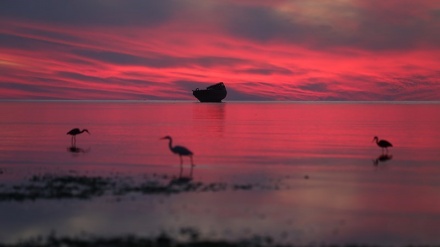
[{"x1": 1, "y1": 0, "x2": 439, "y2": 101}]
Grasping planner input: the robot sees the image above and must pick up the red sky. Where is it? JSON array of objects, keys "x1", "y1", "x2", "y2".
[{"x1": 1, "y1": 0, "x2": 439, "y2": 100}]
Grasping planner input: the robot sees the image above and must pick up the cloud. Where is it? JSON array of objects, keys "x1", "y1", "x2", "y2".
[
  {"x1": 208, "y1": 0, "x2": 440, "y2": 50},
  {"x1": 71, "y1": 49, "x2": 246, "y2": 69},
  {"x1": 2, "y1": 0, "x2": 439, "y2": 52},
  {"x1": 0, "y1": 0, "x2": 440, "y2": 100},
  {"x1": 298, "y1": 82, "x2": 329, "y2": 93},
  {"x1": 0, "y1": 1, "x2": 181, "y2": 27},
  {"x1": 219, "y1": 6, "x2": 299, "y2": 42},
  {"x1": 235, "y1": 65, "x2": 293, "y2": 76}
]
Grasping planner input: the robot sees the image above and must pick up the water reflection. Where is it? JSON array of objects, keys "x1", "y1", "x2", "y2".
[
  {"x1": 2, "y1": 102, "x2": 440, "y2": 246},
  {"x1": 67, "y1": 145, "x2": 89, "y2": 154},
  {"x1": 192, "y1": 103, "x2": 226, "y2": 135},
  {"x1": 169, "y1": 165, "x2": 194, "y2": 186},
  {"x1": 193, "y1": 102, "x2": 225, "y2": 120},
  {"x1": 373, "y1": 154, "x2": 393, "y2": 166}
]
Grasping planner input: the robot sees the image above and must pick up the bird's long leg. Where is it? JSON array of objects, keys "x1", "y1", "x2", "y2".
[
  {"x1": 179, "y1": 165, "x2": 183, "y2": 178},
  {"x1": 189, "y1": 165, "x2": 194, "y2": 178},
  {"x1": 190, "y1": 155, "x2": 194, "y2": 166},
  {"x1": 179, "y1": 155, "x2": 183, "y2": 166}
]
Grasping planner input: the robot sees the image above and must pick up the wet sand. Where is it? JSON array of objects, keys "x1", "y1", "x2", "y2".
[
  {"x1": 0, "y1": 166, "x2": 309, "y2": 247},
  {"x1": 1, "y1": 160, "x2": 440, "y2": 247}
]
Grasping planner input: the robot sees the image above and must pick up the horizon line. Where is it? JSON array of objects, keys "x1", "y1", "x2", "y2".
[{"x1": 1, "y1": 99, "x2": 440, "y2": 104}]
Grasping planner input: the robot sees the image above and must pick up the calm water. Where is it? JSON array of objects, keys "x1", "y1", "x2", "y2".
[{"x1": 1, "y1": 101, "x2": 440, "y2": 246}]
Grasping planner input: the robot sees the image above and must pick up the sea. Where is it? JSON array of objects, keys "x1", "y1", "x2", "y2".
[{"x1": 1, "y1": 100, "x2": 440, "y2": 246}]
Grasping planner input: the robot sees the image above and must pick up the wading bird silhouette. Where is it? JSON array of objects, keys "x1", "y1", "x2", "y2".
[
  {"x1": 67, "y1": 128, "x2": 90, "y2": 145},
  {"x1": 372, "y1": 136, "x2": 393, "y2": 153},
  {"x1": 161, "y1": 136, "x2": 194, "y2": 166}
]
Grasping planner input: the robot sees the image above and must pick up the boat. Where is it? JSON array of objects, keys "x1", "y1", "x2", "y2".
[{"x1": 192, "y1": 82, "x2": 227, "y2": 102}]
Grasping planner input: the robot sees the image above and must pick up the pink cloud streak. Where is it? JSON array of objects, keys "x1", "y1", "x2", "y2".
[{"x1": 0, "y1": 0, "x2": 439, "y2": 100}]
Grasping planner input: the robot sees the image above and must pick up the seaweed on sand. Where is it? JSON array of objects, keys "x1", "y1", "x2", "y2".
[
  {"x1": 0, "y1": 231, "x2": 405, "y2": 247},
  {"x1": 0, "y1": 173, "x2": 276, "y2": 202},
  {"x1": 0, "y1": 174, "x2": 115, "y2": 201},
  {"x1": 0, "y1": 229, "x2": 287, "y2": 247}
]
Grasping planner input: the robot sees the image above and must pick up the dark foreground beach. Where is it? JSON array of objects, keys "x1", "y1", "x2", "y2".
[
  {"x1": 0, "y1": 169, "x2": 315, "y2": 247},
  {"x1": 1, "y1": 167, "x2": 438, "y2": 247},
  {"x1": 1, "y1": 101, "x2": 440, "y2": 246}
]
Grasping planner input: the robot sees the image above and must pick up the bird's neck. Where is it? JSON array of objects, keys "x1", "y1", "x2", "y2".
[{"x1": 168, "y1": 139, "x2": 173, "y2": 150}]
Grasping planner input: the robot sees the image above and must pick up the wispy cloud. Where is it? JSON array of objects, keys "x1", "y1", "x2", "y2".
[{"x1": 0, "y1": 0, "x2": 439, "y2": 100}]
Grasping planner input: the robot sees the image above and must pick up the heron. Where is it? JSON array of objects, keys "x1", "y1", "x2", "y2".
[
  {"x1": 67, "y1": 128, "x2": 90, "y2": 145},
  {"x1": 161, "y1": 136, "x2": 194, "y2": 166},
  {"x1": 372, "y1": 136, "x2": 393, "y2": 153}
]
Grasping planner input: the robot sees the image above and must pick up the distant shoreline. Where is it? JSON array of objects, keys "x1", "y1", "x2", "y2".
[{"x1": 1, "y1": 99, "x2": 440, "y2": 104}]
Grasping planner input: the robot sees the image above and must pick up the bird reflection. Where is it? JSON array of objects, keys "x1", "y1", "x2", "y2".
[
  {"x1": 373, "y1": 154, "x2": 393, "y2": 166},
  {"x1": 160, "y1": 136, "x2": 194, "y2": 166},
  {"x1": 169, "y1": 165, "x2": 194, "y2": 186},
  {"x1": 67, "y1": 145, "x2": 89, "y2": 154}
]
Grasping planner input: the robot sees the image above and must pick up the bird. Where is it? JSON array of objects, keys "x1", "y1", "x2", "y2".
[
  {"x1": 161, "y1": 135, "x2": 194, "y2": 166},
  {"x1": 67, "y1": 128, "x2": 90, "y2": 145},
  {"x1": 372, "y1": 136, "x2": 393, "y2": 153}
]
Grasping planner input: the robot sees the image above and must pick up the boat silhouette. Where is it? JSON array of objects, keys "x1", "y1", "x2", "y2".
[{"x1": 192, "y1": 82, "x2": 227, "y2": 102}]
